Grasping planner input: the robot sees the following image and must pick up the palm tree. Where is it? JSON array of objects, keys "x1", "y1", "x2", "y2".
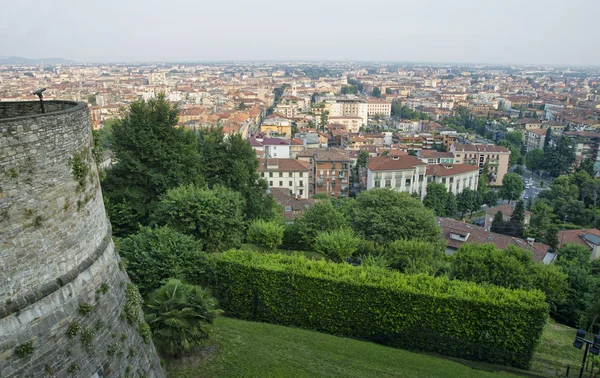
[{"x1": 144, "y1": 279, "x2": 222, "y2": 357}]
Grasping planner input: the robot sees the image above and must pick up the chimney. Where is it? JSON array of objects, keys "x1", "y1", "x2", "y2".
[{"x1": 527, "y1": 237, "x2": 535, "y2": 246}]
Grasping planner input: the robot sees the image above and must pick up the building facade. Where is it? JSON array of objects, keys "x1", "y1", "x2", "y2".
[
  {"x1": 524, "y1": 128, "x2": 546, "y2": 152},
  {"x1": 366, "y1": 156, "x2": 428, "y2": 200},
  {"x1": 258, "y1": 158, "x2": 310, "y2": 198},
  {"x1": 450, "y1": 144, "x2": 511, "y2": 186},
  {"x1": 426, "y1": 164, "x2": 479, "y2": 196},
  {"x1": 297, "y1": 148, "x2": 352, "y2": 197}
]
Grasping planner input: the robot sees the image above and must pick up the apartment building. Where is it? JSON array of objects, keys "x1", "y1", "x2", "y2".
[
  {"x1": 366, "y1": 156, "x2": 428, "y2": 200},
  {"x1": 426, "y1": 164, "x2": 479, "y2": 196},
  {"x1": 328, "y1": 99, "x2": 368, "y2": 126},
  {"x1": 329, "y1": 116, "x2": 362, "y2": 132},
  {"x1": 258, "y1": 158, "x2": 310, "y2": 198},
  {"x1": 366, "y1": 99, "x2": 392, "y2": 117},
  {"x1": 297, "y1": 148, "x2": 351, "y2": 198},
  {"x1": 419, "y1": 150, "x2": 455, "y2": 165},
  {"x1": 250, "y1": 137, "x2": 290, "y2": 158},
  {"x1": 524, "y1": 128, "x2": 547, "y2": 152},
  {"x1": 450, "y1": 144, "x2": 511, "y2": 186},
  {"x1": 261, "y1": 117, "x2": 292, "y2": 138}
]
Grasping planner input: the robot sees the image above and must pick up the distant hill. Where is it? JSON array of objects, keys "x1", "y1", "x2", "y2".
[{"x1": 0, "y1": 56, "x2": 75, "y2": 65}]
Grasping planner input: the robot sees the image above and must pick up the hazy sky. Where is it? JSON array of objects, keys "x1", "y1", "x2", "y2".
[{"x1": 0, "y1": 0, "x2": 599, "y2": 65}]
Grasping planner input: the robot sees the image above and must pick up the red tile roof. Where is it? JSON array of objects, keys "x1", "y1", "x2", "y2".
[
  {"x1": 426, "y1": 164, "x2": 479, "y2": 177},
  {"x1": 438, "y1": 217, "x2": 550, "y2": 263},
  {"x1": 367, "y1": 156, "x2": 426, "y2": 171}
]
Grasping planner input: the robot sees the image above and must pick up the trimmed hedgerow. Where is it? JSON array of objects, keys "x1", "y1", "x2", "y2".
[{"x1": 214, "y1": 250, "x2": 548, "y2": 369}]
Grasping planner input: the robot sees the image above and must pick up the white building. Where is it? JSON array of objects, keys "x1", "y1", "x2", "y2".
[
  {"x1": 258, "y1": 158, "x2": 310, "y2": 198},
  {"x1": 367, "y1": 99, "x2": 392, "y2": 117},
  {"x1": 426, "y1": 164, "x2": 479, "y2": 196},
  {"x1": 366, "y1": 156, "x2": 428, "y2": 200},
  {"x1": 328, "y1": 98, "x2": 368, "y2": 126}
]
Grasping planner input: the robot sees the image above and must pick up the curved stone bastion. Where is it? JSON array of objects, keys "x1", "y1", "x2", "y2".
[{"x1": 0, "y1": 101, "x2": 164, "y2": 377}]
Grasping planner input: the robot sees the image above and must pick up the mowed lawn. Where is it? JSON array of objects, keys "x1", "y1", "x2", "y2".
[{"x1": 166, "y1": 317, "x2": 529, "y2": 378}]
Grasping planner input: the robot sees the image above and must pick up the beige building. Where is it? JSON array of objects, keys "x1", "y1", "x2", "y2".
[
  {"x1": 426, "y1": 164, "x2": 479, "y2": 196},
  {"x1": 258, "y1": 158, "x2": 310, "y2": 198},
  {"x1": 328, "y1": 99, "x2": 368, "y2": 126},
  {"x1": 329, "y1": 116, "x2": 362, "y2": 132},
  {"x1": 366, "y1": 156, "x2": 428, "y2": 200},
  {"x1": 524, "y1": 128, "x2": 546, "y2": 152},
  {"x1": 367, "y1": 99, "x2": 392, "y2": 117},
  {"x1": 450, "y1": 144, "x2": 511, "y2": 186}
]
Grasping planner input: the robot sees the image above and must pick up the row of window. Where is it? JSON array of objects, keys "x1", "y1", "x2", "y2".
[
  {"x1": 262, "y1": 172, "x2": 304, "y2": 178},
  {"x1": 269, "y1": 181, "x2": 305, "y2": 187}
]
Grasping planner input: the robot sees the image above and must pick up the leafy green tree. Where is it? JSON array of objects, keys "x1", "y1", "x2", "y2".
[
  {"x1": 117, "y1": 226, "x2": 211, "y2": 296},
  {"x1": 102, "y1": 94, "x2": 204, "y2": 236},
  {"x1": 556, "y1": 243, "x2": 591, "y2": 267},
  {"x1": 384, "y1": 239, "x2": 442, "y2": 274},
  {"x1": 87, "y1": 94, "x2": 97, "y2": 106},
  {"x1": 491, "y1": 211, "x2": 505, "y2": 233},
  {"x1": 295, "y1": 201, "x2": 347, "y2": 249},
  {"x1": 507, "y1": 200, "x2": 525, "y2": 237},
  {"x1": 528, "y1": 201, "x2": 555, "y2": 239},
  {"x1": 153, "y1": 185, "x2": 245, "y2": 252},
  {"x1": 372, "y1": 87, "x2": 381, "y2": 98},
  {"x1": 346, "y1": 189, "x2": 441, "y2": 245},
  {"x1": 577, "y1": 157, "x2": 596, "y2": 177},
  {"x1": 456, "y1": 188, "x2": 481, "y2": 218},
  {"x1": 553, "y1": 259, "x2": 595, "y2": 327},
  {"x1": 236, "y1": 102, "x2": 248, "y2": 110},
  {"x1": 513, "y1": 165, "x2": 524, "y2": 175},
  {"x1": 197, "y1": 127, "x2": 278, "y2": 222},
  {"x1": 499, "y1": 173, "x2": 524, "y2": 204},
  {"x1": 478, "y1": 161, "x2": 490, "y2": 193},
  {"x1": 543, "y1": 128, "x2": 552, "y2": 151},
  {"x1": 543, "y1": 137, "x2": 575, "y2": 177},
  {"x1": 356, "y1": 151, "x2": 369, "y2": 168},
  {"x1": 423, "y1": 182, "x2": 453, "y2": 216},
  {"x1": 482, "y1": 190, "x2": 498, "y2": 207},
  {"x1": 144, "y1": 279, "x2": 222, "y2": 357},
  {"x1": 314, "y1": 227, "x2": 360, "y2": 262},
  {"x1": 530, "y1": 263, "x2": 568, "y2": 313},
  {"x1": 246, "y1": 220, "x2": 284, "y2": 251},
  {"x1": 544, "y1": 224, "x2": 559, "y2": 250},
  {"x1": 444, "y1": 192, "x2": 457, "y2": 217},
  {"x1": 319, "y1": 110, "x2": 329, "y2": 130},
  {"x1": 504, "y1": 131, "x2": 523, "y2": 146}
]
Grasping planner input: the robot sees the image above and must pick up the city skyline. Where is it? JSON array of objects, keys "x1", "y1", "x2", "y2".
[{"x1": 1, "y1": 0, "x2": 599, "y2": 66}]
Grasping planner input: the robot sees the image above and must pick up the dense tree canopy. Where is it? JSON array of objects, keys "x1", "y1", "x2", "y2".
[
  {"x1": 152, "y1": 184, "x2": 245, "y2": 252},
  {"x1": 346, "y1": 189, "x2": 441, "y2": 244},
  {"x1": 102, "y1": 95, "x2": 204, "y2": 236},
  {"x1": 197, "y1": 127, "x2": 278, "y2": 222},
  {"x1": 499, "y1": 173, "x2": 524, "y2": 203},
  {"x1": 423, "y1": 182, "x2": 456, "y2": 217}
]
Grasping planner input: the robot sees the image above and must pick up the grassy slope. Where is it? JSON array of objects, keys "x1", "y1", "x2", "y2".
[
  {"x1": 167, "y1": 317, "x2": 523, "y2": 378},
  {"x1": 530, "y1": 319, "x2": 583, "y2": 377}
]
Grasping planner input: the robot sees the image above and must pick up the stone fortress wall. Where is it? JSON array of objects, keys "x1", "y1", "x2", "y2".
[{"x1": 0, "y1": 101, "x2": 165, "y2": 377}]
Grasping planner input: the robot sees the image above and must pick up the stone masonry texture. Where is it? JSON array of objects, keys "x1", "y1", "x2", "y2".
[{"x1": 0, "y1": 101, "x2": 165, "y2": 377}]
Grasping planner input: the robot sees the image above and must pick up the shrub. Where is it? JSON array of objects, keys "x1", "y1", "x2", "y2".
[
  {"x1": 215, "y1": 250, "x2": 548, "y2": 369},
  {"x1": 384, "y1": 239, "x2": 443, "y2": 274},
  {"x1": 144, "y1": 279, "x2": 222, "y2": 357},
  {"x1": 117, "y1": 226, "x2": 213, "y2": 296},
  {"x1": 15, "y1": 341, "x2": 34, "y2": 359},
  {"x1": 152, "y1": 184, "x2": 245, "y2": 252},
  {"x1": 314, "y1": 227, "x2": 360, "y2": 262},
  {"x1": 246, "y1": 220, "x2": 284, "y2": 251},
  {"x1": 294, "y1": 201, "x2": 346, "y2": 249}
]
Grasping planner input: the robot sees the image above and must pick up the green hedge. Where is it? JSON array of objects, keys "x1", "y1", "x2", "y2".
[{"x1": 215, "y1": 250, "x2": 548, "y2": 369}]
